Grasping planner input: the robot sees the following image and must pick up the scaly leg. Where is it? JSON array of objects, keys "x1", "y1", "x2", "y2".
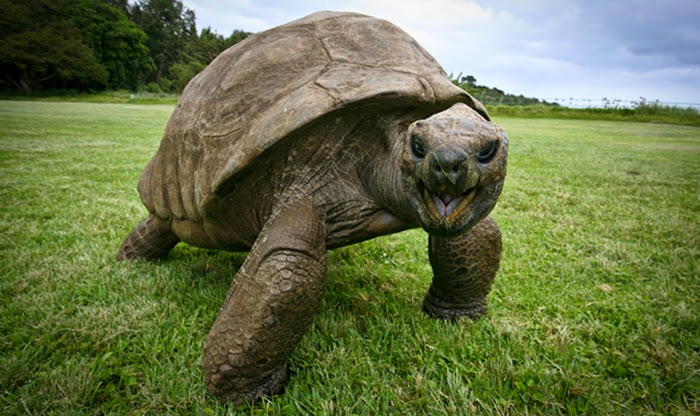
[
  {"x1": 202, "y1": 198, "x2": 326, "y2": 404},
  {"x1": 423, "y1": 215, "x2": 502, "y2": 320},
  {"x1": 117, "y1": 214, "x2": 179, "y2": 260}
]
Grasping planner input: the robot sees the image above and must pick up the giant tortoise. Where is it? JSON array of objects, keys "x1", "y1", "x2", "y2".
[{"x1": 118, "y1": 11, "x2": 509, "y2": 403}]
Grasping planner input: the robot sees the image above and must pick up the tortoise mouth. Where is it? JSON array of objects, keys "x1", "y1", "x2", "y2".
[{"x1": 417, "y1": 180, "x2": 478, "y2": 223}]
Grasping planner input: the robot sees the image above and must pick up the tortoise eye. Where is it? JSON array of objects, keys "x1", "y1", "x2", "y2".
[
  {"x1": 411, "y1": 134, "x2": 426, "y2": 159},
  {"x1": 477, "y1": 141, "x2": 499, "y2": 163}
]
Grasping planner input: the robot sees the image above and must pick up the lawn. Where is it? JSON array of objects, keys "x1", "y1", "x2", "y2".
[{"x1": 1, "y1": 101, "x2": 698, "y2": 414}]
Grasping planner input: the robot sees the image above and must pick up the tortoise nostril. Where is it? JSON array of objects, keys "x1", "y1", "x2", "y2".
[
  {"x1": 433, "y1": 150, "x2": 465, "y2": 176},
  {"x1": 427, "y1": 150, "x2": 467, "y2": 190}
]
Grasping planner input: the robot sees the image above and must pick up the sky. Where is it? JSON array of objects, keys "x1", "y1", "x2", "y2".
[{"x1": 180, "y1": 0, "x2": 700, "y2": 107}]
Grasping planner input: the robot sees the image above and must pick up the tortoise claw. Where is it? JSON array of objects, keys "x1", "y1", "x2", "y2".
[
  {"x1": 207, "y1": 363, "x2": 289, "y2": 405},
  {"x1": 422, "y1": 288, "x2": 488, "y2": 321}
]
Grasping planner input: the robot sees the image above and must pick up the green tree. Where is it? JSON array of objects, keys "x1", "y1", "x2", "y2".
[
  {"x1": 226, "y1": 29, "x2": 250, "y2": 46},
  {"x1": 169, "y1": 27, "x2": 251, "y2": 91},
  {"x1": 131, "y1": 0, "x2": 197, "y2": 86},
  {"x1": 0, "y1": 0, "x2": 250, "y2": 93},
  {"x1": 462, "y1": 75, "x2": 477, "y2": 86},
  {"x1": 101, "y1": 0, "x2": 130, "y2": 16},
  {"x1": 0, "y1": 0, "x2": 107, "y2": 92},
  {"x1": 65, "y1": 0, "x2": 155, "y2": 90}
]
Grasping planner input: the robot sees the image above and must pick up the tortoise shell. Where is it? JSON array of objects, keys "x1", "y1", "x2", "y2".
[{"x1": 138, "y1": 11, "x2": 488, "y2": 221}]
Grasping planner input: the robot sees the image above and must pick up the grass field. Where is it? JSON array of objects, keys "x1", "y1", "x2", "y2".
[
  {"x1": 1, "y1": 100, "x2": 698, "y2": 414},
  {"x1": 487, "y1": 104, "x2": 700, "y2": 127}
]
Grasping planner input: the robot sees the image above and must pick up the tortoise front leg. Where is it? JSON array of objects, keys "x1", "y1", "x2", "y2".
[
  {"x1": 202, "y1": 198, "x2": 326, "y2": 404},
  {"x1": 423, "y1": 215, "x2": 502, "y2": 320}
]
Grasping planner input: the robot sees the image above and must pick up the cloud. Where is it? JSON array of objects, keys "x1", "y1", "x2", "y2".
[
  {"x1": 581, "y1": 1, "x2": 700, "y2": 66},
  {"x1": 184, "y1": 0, "x2": 319, "y2": 32},
  {"x1": 181, "y1": 0, "x2": 700, "y2": 103},
  {"x1": 347, "y1": 0, "x2": 494, "y2": 27}
]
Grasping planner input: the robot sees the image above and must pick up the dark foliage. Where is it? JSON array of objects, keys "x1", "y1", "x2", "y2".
[
  {"x1": 0, "y1": 0, "x2": 107, "y2": 92},
  {"x1": 451, "y1": 73, "x2": 558, "y2": 107},
  {"x1": 0, "y1": 0, "x2": 250, "y2": 93},
  {"x1": 65, "y1": 0, "x2": 155, "y2": 90}
]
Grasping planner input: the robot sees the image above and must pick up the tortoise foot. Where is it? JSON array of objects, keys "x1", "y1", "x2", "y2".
[
  {"x1": 422, "y1": 288, "x2": 488, "y2": 321},
  {"x1": 208, "y1": 363, "x2": 289, "y2": 405},
  {"x1": 117, "y1": 214, "x2": 179, "y2": 260}
]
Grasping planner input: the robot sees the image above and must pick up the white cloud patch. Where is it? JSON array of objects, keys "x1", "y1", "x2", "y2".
[
  {"x1": 347, "y1": 0, "x2": 494, "y2": 27},
  {"x1": 181, "y1": 0, "x2": 700, "y2": 103}
]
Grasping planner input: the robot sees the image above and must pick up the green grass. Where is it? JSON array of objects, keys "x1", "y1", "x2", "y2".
[
  {"x1": 488, "y1": 103, "x2": 700, "y2": 127},
  {"x1": 0, "y1": 90, "x2": 180, "y2": 105},
  {"x1": 1, "y1": 101, "x2": 698, "y2": 414}
]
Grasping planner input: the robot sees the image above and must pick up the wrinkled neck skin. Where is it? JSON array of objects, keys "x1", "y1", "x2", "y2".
[
  {"x1": 357, "y1": 114, "x2": 418, "y2": 223},
  {"x1": 304, "y1": 114, "x2": 419, "y2": 248},
  {"x1": 311, "y1": 111, "x2": 421, "y2": 249}
]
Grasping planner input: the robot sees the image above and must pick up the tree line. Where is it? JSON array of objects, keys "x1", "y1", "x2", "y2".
[
  {"x1": 0, "y1": 0, "x2": 250, "y2": 93},
  {"x1": 451, "y1": 74, "x2": 557, "y2": 107}
]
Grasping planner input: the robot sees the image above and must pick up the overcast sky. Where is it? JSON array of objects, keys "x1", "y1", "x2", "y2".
[{"x1": 181, "y1": 0, "x2": 700, "y2": 106}]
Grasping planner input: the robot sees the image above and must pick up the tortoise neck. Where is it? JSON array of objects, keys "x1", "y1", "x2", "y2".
[{"x1": 358, "y1": 121, "x2": 414, "y2": 221}]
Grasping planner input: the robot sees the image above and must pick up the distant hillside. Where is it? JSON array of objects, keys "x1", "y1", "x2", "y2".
[{"x1": 451, "y1": 74, "x2": 557, "y2": 106}]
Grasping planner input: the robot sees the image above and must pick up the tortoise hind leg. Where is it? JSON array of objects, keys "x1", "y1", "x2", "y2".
[{"x1": 117, "y1": 214, "x2": 179, "y2": 260}]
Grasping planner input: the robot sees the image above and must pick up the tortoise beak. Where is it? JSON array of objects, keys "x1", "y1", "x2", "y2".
[
  {"x1": 406, "y1": 171, "x2": 503, "y2": 238},
  {"x1": 417, "y1": 180, "x2": 478, "y2": 221}
]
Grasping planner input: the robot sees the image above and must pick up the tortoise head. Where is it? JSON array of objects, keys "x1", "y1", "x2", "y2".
[{"x1": 401, "y1": 103, "x2": 508, "y2": 237}]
